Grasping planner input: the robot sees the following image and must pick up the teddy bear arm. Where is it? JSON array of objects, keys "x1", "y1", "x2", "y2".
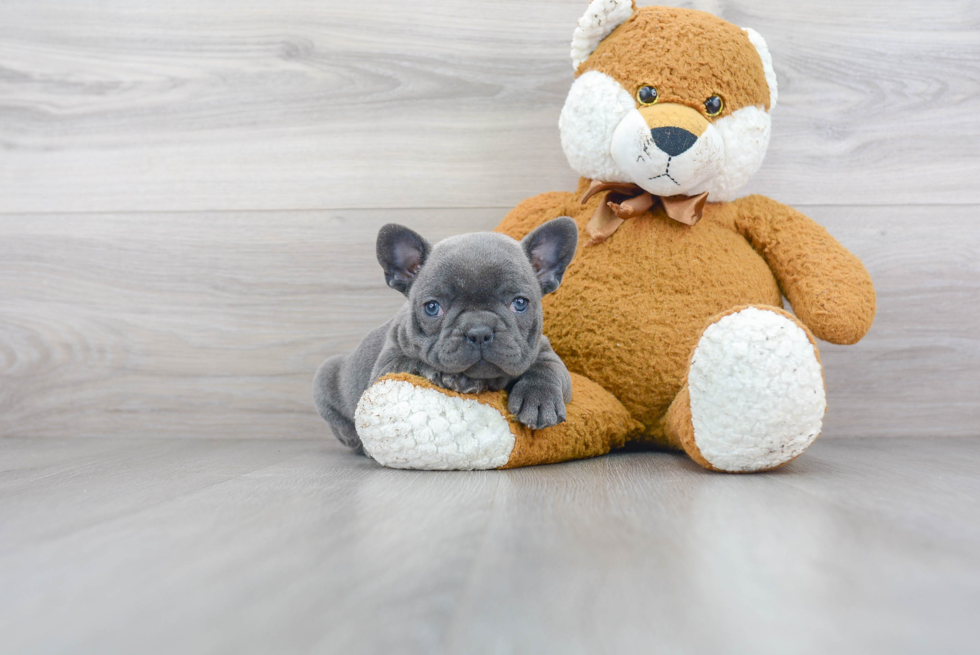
[
  {"x1": 733, "y1": 195, "x2": 876, "y2": 345},
  {"x1": 495, "y1": 191, "x2": 579, "y2": 241},
  {"x1": 354, "y1": 372, "x2": 641, "y2": 470}
]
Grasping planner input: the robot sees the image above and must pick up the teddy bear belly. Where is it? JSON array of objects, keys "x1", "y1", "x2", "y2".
[{"x1": 541, "y1": 214, "x2": 783, "y2": 441}]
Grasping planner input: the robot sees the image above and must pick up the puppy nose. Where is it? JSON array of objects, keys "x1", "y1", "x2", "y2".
[
  {"x1": 650, "y1": 126, "x2": 698, "y2": 156},
  {"x1": 465, "y1": 325, "x2": 494, "y2": 346}
]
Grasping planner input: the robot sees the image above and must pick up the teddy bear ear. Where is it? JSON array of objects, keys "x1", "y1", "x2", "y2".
[
  {"x1": 742, "y1": 27, "x2": 779, "y2": 109},
  {"x1": 570, "y1": 0, "x2": 636, "y2": 70}
]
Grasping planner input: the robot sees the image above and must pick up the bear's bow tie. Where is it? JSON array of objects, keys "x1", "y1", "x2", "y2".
[{"x1": 580, "y1": 180, "x2": 709, "y2": 245}]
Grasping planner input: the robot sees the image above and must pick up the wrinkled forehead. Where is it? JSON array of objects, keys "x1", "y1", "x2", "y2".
[
  {"x1": 417, "y1": 234, "x2": 536, "y2": 299},
  {"x1": 578, "y1": 6, "x2": 770, "y2": 116}
]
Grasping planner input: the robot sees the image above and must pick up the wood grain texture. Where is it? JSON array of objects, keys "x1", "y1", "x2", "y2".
[
  {"x1": 0, "y1": 208, "x2": 502, "y2": 439},
  {"x1": 1, "y1": 0, "x2": 978, "y2": 213},
  {"x1": 0, "y1": 437, "x2": 978, "y2": 653},
  {"x1": 1, "y1": 204, "x2": 977, "y2": 441}
]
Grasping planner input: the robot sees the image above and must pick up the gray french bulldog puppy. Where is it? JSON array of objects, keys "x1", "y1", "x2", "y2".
[{"x1": 313, "y1": 217, "x2": 579, "y2": 454}]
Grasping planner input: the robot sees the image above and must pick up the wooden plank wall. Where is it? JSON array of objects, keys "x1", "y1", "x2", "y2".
[{"x1": 1, "y1": 0, "x2": 978, "y2": 440}]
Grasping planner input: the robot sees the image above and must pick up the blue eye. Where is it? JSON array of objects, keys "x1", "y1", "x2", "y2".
[
  {"x1": 511, "y1": 297, "x2": 529, "y2": 313},
  {"x1": 423, "y1": 301, "x2": 442, "y2": 317}
]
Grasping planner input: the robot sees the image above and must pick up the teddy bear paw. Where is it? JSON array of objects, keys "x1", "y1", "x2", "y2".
[
  {"x1": 687, "y1": 307, "x2": 826, "y2": 472},
  {"x1": 354, "y1": 377, "x2": 516, "y2": 470}
]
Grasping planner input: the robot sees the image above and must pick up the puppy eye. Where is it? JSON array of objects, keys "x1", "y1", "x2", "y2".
[
  {"x1": 510, "y1": 297, "x2": 529, "y2": 313},
  {"x1": 704, "y1": 95, "x2": 724, "y2": 117},
  {"x1": 423, "y1": 301, "x2": 443, "y2": 317},
  {"x1": 636, "y1": 85, "x2": 659, "y2": 106}
]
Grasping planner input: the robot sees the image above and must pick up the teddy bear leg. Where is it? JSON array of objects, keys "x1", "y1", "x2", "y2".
[
  {"x1": 354, "y1": 372, "x2": 641, "y2": 470},
  {"x1": 663, "y1": 306, "x2": 827, "y2": 472}
]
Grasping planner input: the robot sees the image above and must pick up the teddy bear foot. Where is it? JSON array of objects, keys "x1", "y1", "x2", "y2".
[
  {"x1": 666, "y1": 306, "x2": 827, "y2": 473},
  {"x1": 354, "y1": 375, "x2": 517, "y2": 470}
]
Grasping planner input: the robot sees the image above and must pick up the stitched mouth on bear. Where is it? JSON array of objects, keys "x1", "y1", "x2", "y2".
[
  {"x1": 646, "y1": 157, "x2": 680, "y2": 187},
  {"x1": 611, "y1": 109, "x2": 725, "y2": 197}
]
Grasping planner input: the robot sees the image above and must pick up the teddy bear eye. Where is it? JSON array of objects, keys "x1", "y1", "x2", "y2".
[
  {"x1": 705, "y1": 95, "x2": 724, "y2": 117},
  {"x1": 636, "y1": 85, "x2": 659, "y2": 106}
]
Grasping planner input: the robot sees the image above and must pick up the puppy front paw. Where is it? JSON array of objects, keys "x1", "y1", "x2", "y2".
[{"x1": 507, "y1": 379, "x2": 567, "y2": 430}]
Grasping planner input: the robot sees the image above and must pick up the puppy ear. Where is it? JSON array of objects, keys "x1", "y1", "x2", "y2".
[
  {"x1": 376, "y1": 224, "x2": 431, "y2": 295},
  {"x1": 521, "y1": 217, "x2": 579, "y2": 295}
]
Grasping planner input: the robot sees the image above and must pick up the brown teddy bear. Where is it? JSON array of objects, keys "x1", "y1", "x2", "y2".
[{"x1": 351, "y1": 1, "x2": 876, "y2": 473}]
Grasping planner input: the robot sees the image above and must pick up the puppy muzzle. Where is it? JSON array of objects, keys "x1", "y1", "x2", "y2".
[{"x1": 430, "y1": 313, "x2": 531, "y2": 378}]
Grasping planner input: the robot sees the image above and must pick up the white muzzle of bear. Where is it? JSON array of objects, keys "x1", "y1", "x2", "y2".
[
  {"x1": 609, "y1": 108, "x2": 725, "y2": 197},
  {"x1": 559, "y1": 70, "x2": 773, "y2": 202}
]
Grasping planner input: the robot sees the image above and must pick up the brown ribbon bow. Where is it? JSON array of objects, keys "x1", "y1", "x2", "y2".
[{"x1": 580, "y1": 180, "x2": 709, "y2": 245}]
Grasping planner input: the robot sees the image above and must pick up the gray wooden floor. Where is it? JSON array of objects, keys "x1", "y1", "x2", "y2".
[{"x1": 1, "y1": 437, "x2": 977, "y2": 654}]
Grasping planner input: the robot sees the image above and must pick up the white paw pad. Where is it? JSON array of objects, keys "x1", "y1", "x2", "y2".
[
  {"x1": 688, "y1": 308, "x2": 826, "y2": 472},
  {"x1": 354, "y1": 379, "x2": 515, "y2": 470}
]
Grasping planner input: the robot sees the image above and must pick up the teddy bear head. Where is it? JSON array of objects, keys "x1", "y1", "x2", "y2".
[{"x1": 560, "y1": 1, "x2": 778, "y2": 202}]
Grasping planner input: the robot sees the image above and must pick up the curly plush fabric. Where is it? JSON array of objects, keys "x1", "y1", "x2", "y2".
[
  {"x1": 733, "y1": 195, "x2": 877, "y2": 344},
  {"x1": 493, "y1": 177, "x2": 873, "y2": 463},
  {"x1": 571, "y1": 0, "x2": 637, "y2": 69},
  {"x1": 580, "y1": 7, "x2": 771, "y2": 117},
  {"x1": 356, "y1": 372, "x2": 640, "y2": 470},
  {"x1": 351, "y1": 5, "x2": 876, "y2": 473},
  {"x1": 502, "y1": 372, "x2": 642, "y2": 468},
  {"x1": 674, "y1": 306, "x2": 826, "y2": 472},
  {"x1": 497, "y1": 180, "x2": 784, "y2": 443},
  {"x1": 355, "y1": 374, "x2": 516, "y2": 470}
]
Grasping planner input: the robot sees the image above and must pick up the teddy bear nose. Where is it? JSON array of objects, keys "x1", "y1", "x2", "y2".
[
  {"x1": 650, "y1": 126, "x2": 698, "y2": 156},
  {"x1": 466, "y1": 325, "x2": 494, "y2": 346}
]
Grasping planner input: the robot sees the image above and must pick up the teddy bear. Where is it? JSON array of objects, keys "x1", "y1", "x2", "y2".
[{"x1": 350, "y1": 1, "x2": 876, "y2": 473}]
